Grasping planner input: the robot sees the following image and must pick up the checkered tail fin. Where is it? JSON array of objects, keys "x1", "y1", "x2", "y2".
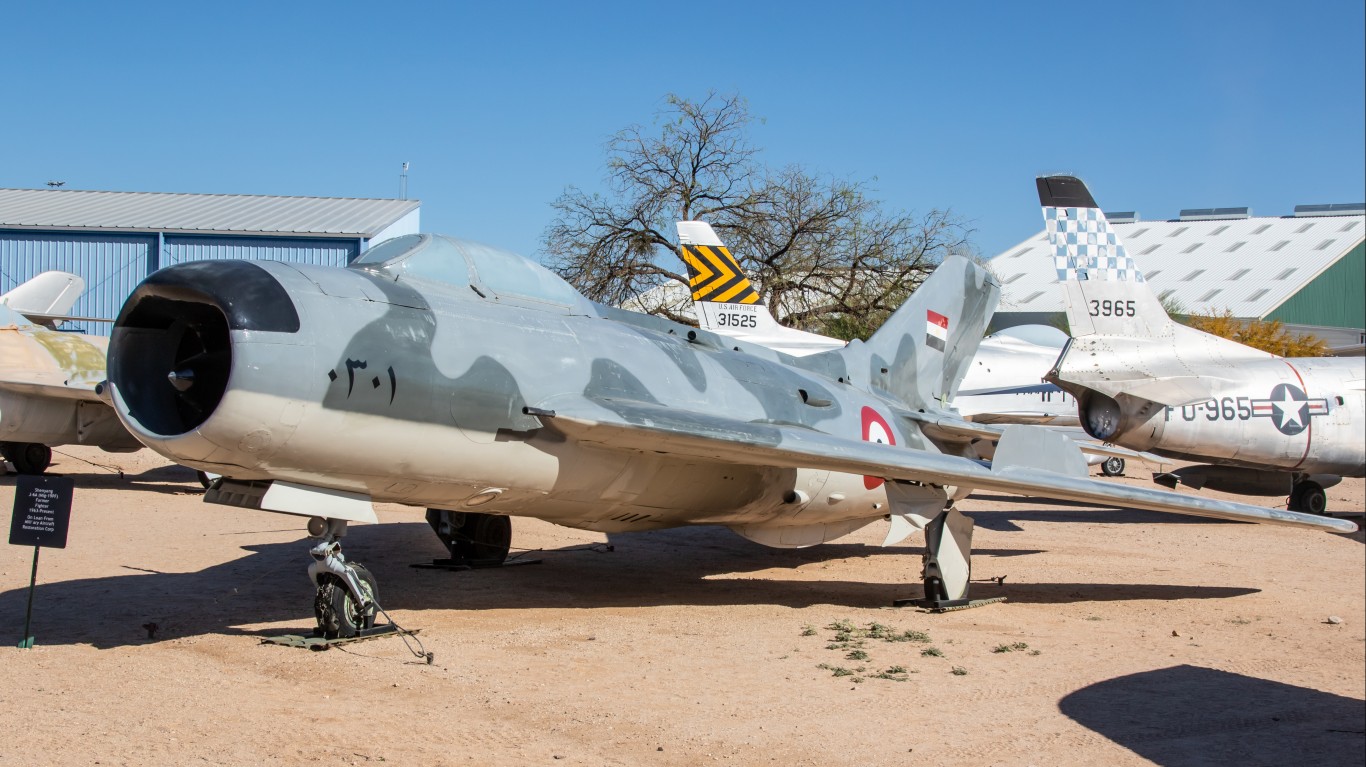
[{"x1": 1037, "y1": 175, "x2": 1172, "y2": 338}]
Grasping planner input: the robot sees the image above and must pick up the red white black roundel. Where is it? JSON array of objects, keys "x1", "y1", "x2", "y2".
[{"x1": 861, "y1": 406, "x2": 895, "y2": 489}]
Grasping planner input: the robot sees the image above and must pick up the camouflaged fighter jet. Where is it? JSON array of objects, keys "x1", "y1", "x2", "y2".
[
  {"x1": 0, "y1": 272, "x2": 141, "y2": 473},
  {"x1": 1037, "y1": 175, "x2": 1366, "y2": 514},
  {"x1": 675, "y1": 220, "x2": 1149, "y2": 476},
  {"x1": 102, "y1": 233, "x2": 1355, "y2": 637}
]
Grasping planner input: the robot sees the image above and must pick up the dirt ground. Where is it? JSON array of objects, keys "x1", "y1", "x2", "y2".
[{"x1": 1, "y1": 447, "x2": 1362, "y2": 767}]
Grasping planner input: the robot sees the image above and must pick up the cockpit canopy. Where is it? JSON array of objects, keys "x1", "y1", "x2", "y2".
[{"x1": 351, "y1": 233, "x2": 590, "y2": 312}]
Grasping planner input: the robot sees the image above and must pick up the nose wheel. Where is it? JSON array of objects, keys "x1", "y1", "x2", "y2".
[
  {"x1": 306, "y1": 518, "x2": 379, "y2": 639},
  {"x1": 315, "y1": 563, "x2": 378, "y2": 638}
]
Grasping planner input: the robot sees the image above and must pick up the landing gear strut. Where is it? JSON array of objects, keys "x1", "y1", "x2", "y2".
[
  {"x1": 895, "y1": 506, "x2": 996, "y2": 611},
  {"x1": 1, "y1": 442, "x2": 52, "y2": 475},
  {"x1": 306, "y1": 518, "x2": 378, "y2": 639}
]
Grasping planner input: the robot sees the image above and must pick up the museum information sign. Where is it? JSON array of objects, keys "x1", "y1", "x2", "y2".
[{"x1": 9, "y1": 475, "x2": 73, "y2": 549}]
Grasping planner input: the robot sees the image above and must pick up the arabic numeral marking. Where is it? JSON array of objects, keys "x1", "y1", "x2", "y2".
[
  {"x1": 1220, "y1": 397, "x2": 1235, "y2": 420},
  {"x1": 1089, "y1": 300, "x2": 1099, "y2": 316},
  {"x1": 1204, "y1": 400, "x2": 1219, "y2": 421},
  {"x1": 1237, "y1": 397, "x2": 1251, "y2": 420}
]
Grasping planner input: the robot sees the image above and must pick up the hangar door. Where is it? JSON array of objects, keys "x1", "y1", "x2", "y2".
[
  {"x1": 0, "y1": 231, "x2": 154, "y2": 336},
  {"x1": 163, "y1": 235, "x2": 359, "y2": 269}
]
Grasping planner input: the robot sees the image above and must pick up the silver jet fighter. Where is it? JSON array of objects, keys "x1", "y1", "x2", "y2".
[
  {"x1": 104, "y1": 235, "x2": 1354, "y2": 636},
  {"x1": 1037, "y1": 175, "x2": 1366, "y2": 513}
]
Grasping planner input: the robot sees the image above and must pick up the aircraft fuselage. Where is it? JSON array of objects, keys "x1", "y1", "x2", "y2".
[
  {"x1": 108, "y1": 259, "x2": 934, "y2": 536},
  {"x1": 1074, "y1": 358, "x2": 1364, "y2": 476}
]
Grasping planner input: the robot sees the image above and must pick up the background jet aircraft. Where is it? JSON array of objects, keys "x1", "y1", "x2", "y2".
[
  {"x1": 103, "y1": 233, "x2": 1352, "y2": 637},
  {"x1": 675, "y1": 221, "x2": 1144, "y2": 475},
  {"x1": 0, "y1": 272, "x2": 141, "y2": 473},
  {"x1": 1036, "y1": 175, "x2": 1366, "y2": 513}
]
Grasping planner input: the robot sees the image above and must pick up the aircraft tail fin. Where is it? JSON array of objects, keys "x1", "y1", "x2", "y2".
[
  {"x1": 859, "y1": 256, "x2": 1000, "y2": 409},
  {"x1": 1037, "y1": 175, "x2": 1172, "y2": 338},
  {"x1": 0, "y1": 271, "x2": 85, "y2": 317},
  {"x1": 676, "y1": 221, "x2": 844, "y2": 354},
  {"x1": 677, "y1": 221, "x2": 774, "y2": 325}
]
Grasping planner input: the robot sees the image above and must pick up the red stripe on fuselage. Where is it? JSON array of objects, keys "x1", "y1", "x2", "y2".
[{"x1": 1285, "y1": 361, "x2": 1312, "y2": 471}]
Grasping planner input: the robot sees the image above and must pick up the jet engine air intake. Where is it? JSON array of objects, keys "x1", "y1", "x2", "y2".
[
  {"x1": 109, "y1": 262, "x2": 298, "y2": 437},
  {"x1": 111, "y1": 293, "x2": 231, "y2": 435}
]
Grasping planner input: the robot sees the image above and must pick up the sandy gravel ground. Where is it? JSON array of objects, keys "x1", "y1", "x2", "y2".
[{"x1": 1, "y1": 447, "x2": 1362, "y2": 767}]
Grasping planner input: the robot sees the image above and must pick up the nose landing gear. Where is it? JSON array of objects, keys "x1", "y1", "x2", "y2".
[{"x1": 306, "y1": 518, "x2": 378, "y2": 639}]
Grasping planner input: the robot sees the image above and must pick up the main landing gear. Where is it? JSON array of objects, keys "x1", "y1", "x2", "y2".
[
  {"x1": 422, "y1": 509, "x2": 513, "y2": 567},
  {"x1": 1100, "y1": 457, "x2": 1126, "y2": 477},
  {"x1": 1289, "y1": 480, "x2": 1328, "y2": 515},
  {"x1": 1, "y1": 442, "x2": 53, "y2": 475},
  {"x1": 895, "y1": 506, "x2": 1000, "y2": 612},
  {"x1": 306, "y1": 518, "x2": 379, "y2": 639}
]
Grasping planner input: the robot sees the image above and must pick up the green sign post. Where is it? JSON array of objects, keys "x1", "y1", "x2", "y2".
[{"x1": 8, "y1": 474, "x2": 74, "y2": 649}]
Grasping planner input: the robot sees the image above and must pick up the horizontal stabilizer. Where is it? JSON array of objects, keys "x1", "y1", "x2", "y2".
[
  {"x1": 991, "y1": 425, "x2": 1089, "y2": 478},
  {"x1": 903, "y1": 410, "x2": 1163, "y2": 465}
]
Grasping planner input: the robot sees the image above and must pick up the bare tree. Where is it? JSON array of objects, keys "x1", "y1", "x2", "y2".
[{"x1": 543, "y1": 92, "x2": 974, "y2": 337}]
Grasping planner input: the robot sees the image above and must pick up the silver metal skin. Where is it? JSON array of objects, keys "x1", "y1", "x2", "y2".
[
  {"x1": 1037, "y1": 175, "x2": 1365, "y2": 507},
  {"x1": 101, "y1": 233, "x2": 1356, "y2": 614}
]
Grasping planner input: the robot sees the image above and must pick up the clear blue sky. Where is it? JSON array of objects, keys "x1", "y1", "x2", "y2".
[{"x1": 4, "y1": 1, "x2": 1363, "y2": 263}]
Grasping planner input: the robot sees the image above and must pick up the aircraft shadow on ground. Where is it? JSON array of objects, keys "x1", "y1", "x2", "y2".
[
  {"x1": 1, "y1": 464, "x2": 205, "y2": 497},
  {"x1": 0, "y1": 521, "x2": 1263, "y2": 649},
  {"x1": 1060, "y1": 665, "x2": 1365, "y2": 766}
]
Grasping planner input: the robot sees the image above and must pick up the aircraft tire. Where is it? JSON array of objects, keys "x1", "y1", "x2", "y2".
[
  {"x1": 2, "y1": 442, "x2": 52, "y2": 475},
  {"x1": 1290, "y1": 482, "x2": 1328, "y2": 516},
  {"x1": 459, "y1": 513, "x2": 512, "y2": 565},
  {"x1": 316, "y1": 565, "x2": 378, "y2": 639},
  {"x1": 427, "y1": 509, "x2": 512, "y2": 565},
  {"x1": 1100, "y1": 457, "x2": 1125, "y2": 477}
]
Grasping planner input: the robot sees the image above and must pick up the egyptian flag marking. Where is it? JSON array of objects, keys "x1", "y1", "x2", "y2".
[{"x1": 926, "y1": 310, "x2": 949, "y2": 351}]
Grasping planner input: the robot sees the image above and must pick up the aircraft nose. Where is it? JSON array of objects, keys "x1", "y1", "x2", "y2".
[{"x1": 108, "y1": 261, "x2": 300, "y2": 437}]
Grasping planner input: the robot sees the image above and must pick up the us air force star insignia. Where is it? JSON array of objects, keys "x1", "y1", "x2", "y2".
[{"x1": 1250, "y1": 383, "x2": 1330, "y2": 436}]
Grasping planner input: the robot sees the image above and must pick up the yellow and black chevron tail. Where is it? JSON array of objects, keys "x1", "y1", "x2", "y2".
[{"x1": 679, "y1": 243, "x2": 760, "y2": 304}]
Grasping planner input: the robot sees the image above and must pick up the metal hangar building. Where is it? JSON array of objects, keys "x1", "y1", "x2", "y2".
[
  {"x1": 0, "y1": 188, "x2": 420, "y2": 334},
  {"x1": 989, "y1": 202, "x2": 1365, "y2": 353}
]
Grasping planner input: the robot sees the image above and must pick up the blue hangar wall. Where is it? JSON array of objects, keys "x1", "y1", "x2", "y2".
[{"x1": 0, "y1": 231, "x2": 362, "y2": 335}]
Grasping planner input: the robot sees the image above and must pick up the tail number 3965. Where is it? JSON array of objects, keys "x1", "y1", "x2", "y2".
[{"x1": 1090, "y1": 299, "x2": 1136, "y2": 317}]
